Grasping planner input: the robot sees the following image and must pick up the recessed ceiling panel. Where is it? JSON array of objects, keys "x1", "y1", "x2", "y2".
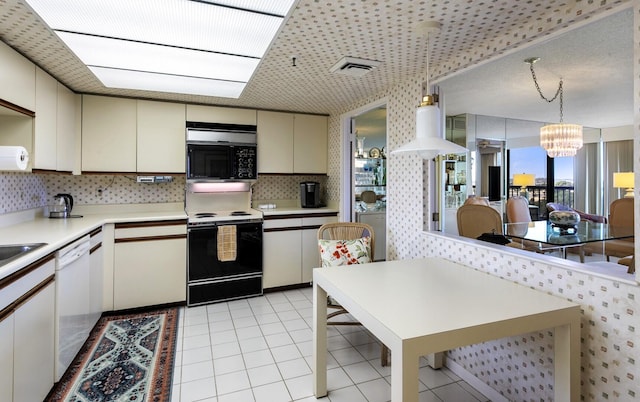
[
  {"x1": 25, "y1": 0, "x2": 283, "y2": 57},
  {"x1": 90, "y1": 67, "x2": 246, "y2": 98},
  {"x1": 57, "y1": 31, "x2": 260, "y2": 82}
]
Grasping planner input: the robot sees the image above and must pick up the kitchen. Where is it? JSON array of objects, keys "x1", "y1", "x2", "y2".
[{"x1": 0, "y1": 1, "x2": 639, "y2": 402}]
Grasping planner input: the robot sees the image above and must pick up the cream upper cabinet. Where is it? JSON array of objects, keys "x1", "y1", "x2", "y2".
[
  {"x1": 82, "y1": 95, "x2": 137, "y2": 172},
  {"x1": 33, "y1": 68, "x2": 58, "y2": 170},
  {"x1": 257, "y1": 111, "x2": 294, "y2": 173},
  {"x1": 0, "y1": 40, "x2": 35, "y2": 111},
  {"x1": 186, "y1": 104, "x2": 256, "y2": 125},
  {"x1": 293, "y1": 114, "x2": 327, "y2": 174},
  {"x1": 137, "y1": 100, "x2": 186, "y2": 173},
  {"x1": 56, "y1": 83, "x2": 79, "y2": 173},
  {"x1": 257, "y1": 111, "x2": 328, "y2": 174}
]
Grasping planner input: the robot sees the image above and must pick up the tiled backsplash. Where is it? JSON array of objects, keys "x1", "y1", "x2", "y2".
[{"x1": 0, "y1": 172, "x2": 327, "y2": 214}]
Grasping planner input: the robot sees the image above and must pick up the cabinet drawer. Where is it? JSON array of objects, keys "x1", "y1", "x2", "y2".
[
  {"x1": 0, "y1": 255, "x2": 55, "y2": 312},
  {"x1": 264, "y1": 218, "x2": 303, "y2": 230},
  {"x1": 115, "y1": 220, "x2": 187, "y2": 239},
  {"x1": 302, "y1": 216, "x2": 338, "y2": 227}
]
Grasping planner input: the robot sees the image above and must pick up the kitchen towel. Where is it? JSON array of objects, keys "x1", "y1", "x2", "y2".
[
  {"x1": 217, "y1": 225, "x2": 237, "y2": 262},
  {"x1": 0, "y1": 146, "x2": 28, "y2": 170}
]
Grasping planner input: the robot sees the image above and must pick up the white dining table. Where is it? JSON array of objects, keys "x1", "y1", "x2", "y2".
[{"x1": 312, "y1": 258, "x2": 581, "y2": 402}]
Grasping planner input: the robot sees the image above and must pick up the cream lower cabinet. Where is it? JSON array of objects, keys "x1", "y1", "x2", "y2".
[
  {"x1": 0, "y1": 255, "x2": 55, "y2": 402},
  {"x1": 89, "y1": 228, "x2": 104, "y2": 327},
  {"x1": 0, "y1": 315, "x2": 14, "y2": 402},
  {"x1": 113, "y1": 220, "x2": 187, "y2": 310},
  {"x1": 263, "y1": 214, "x2": 337, "y2": 289},
  {"x1": 14, "y1": 281, "x2": 55, "y2": 402}
]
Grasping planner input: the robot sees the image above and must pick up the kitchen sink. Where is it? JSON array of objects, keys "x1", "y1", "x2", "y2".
[{"x1": 0, "y1": 243, "x2": 47, "y2": 268}]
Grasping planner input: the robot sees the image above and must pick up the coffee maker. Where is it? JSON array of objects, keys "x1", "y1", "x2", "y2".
[{"x1": 300, "y1": 181, "x2": 322, "y2": 208}]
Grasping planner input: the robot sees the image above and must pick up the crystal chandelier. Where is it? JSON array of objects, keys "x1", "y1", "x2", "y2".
[{"x1": 525, "y1": 57, "x2": 583, "y2": 158}]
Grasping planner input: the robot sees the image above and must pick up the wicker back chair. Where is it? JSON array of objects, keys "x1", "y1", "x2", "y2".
[
  {"x1": 317, "y1": 222, "x2": 375, "y2": 261},
  {"x1": 317, "y1": 222, "x2": 388, "y2": 366}
]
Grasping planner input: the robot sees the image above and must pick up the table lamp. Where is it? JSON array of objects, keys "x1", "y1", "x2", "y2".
[
  {"x1": 513, "y1": 173, "x2": 535, "y2": 199},
  {"x1": 613, "y1": 171, "x2": 634, "y2": 198}
]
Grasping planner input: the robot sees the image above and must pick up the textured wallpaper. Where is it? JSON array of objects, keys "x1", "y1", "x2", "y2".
[{"x1": 324, "y1": 2, "x2": 638, "y2": 401}]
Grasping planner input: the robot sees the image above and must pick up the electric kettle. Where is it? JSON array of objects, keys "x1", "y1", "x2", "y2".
[{"x1": 49, "y1": 193, "x2": 81, "y2": 218}]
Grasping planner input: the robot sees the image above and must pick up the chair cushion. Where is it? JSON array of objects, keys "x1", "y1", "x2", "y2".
[{"x1": 319, "y1": 237, "x2": 371, "y2": 266}]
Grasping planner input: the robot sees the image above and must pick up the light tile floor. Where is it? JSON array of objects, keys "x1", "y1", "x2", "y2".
[{"x1": 171, "y1": 288, "x2": 490, "y2": 402}]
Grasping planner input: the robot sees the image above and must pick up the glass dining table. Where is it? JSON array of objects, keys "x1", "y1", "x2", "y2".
[{"x1": 504, "y1": 220, "x2": 634, "y2": 259}]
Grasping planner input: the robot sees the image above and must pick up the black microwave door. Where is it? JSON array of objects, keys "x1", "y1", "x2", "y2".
[{"x1": 188, "y1": 145, "x2": 232, "y2": 179}]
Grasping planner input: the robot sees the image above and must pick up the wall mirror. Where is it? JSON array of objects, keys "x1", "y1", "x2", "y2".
[{"x1": 431, "y1": 6, "x2": 635, "y2": 269}]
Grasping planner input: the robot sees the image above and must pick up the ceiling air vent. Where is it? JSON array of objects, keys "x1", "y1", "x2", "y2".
[{"x1": 330, "y1": 56, "x2": 381, "y2": 77}]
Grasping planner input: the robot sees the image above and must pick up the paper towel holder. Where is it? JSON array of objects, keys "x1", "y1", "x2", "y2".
[{"x1": 0, "y1": 146, "x2": 29, "y2": 171}]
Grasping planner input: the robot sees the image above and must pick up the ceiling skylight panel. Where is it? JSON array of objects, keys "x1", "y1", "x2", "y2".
[
  {"x1": 25, "y1": 0, "x2": 284, "y2": 57},
  {"x1": 90, "y1": 67, "x2": 246, "y2": 98},
  {"x1": 57, "y1": 32, "x2": 259, "y2": 82}
]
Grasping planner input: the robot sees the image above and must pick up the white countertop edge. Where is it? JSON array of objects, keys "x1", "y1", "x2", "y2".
[
  {"x1": 0, "y1": 206, "x2": 186, "y2": 280},
  {"x1": 261, "y1": 207, "x2": 339, "y2": 216}
]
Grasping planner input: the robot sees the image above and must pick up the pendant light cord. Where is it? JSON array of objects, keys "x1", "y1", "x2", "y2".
[{"x1": 528, "y1": 61, "x2": 564, "y2": 122}]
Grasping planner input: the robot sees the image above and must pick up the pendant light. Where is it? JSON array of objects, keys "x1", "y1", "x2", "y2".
[
  {"x1": 525, "y1": 57, "x2": 583, "y2": 158},
  {"x1": 392, "y1": 21, "x2": 467, "y2": 159}
]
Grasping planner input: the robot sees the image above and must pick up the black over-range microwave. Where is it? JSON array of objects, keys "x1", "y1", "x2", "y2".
[{"x1": 186, "y1": 122, "x2": 258, "y2": 181}]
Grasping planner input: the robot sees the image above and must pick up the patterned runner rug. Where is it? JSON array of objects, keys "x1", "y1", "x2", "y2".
[{"x1": 47, "y1": 307, "x2": 179, "y2": 402}]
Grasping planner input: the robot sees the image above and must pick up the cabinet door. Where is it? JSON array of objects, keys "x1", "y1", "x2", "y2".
[
  {"x1": 257, "y1": 111, "x2": 293, "y2": 173},
  {"x1": 0, "y1": 315, "x2": 13, "y2": 402},
  {"x1": 14, "y1": 282, "x2": 55, "y2": 402},
  {"x1": 114, "y1": 237, "x2": 186, "y2": 310},
  {"x1": 0, "y1": 41, "x2": 35, "y2": 111},
  {"x1": 82, "y1": 95, "x2": 137, "y2": 172},
  {"x1": 293, "y1": 114, "x2": 328, "y2": 173},
  {"x1": 301, "y1": 228, "x2": 320, "y2": 284},
  {"x1": 186, "y1": 104, "x2": 256, "y2": 125},
  {"x1": 263, "y1": 230, "x2": 302, "y2": 288},
  {"x1": 137, "y1": 100, "x2": 186, "y2": 173},
  {"x1": 34, "y1": 68, "x2": 58, "y2": 170},
  {"x1": 56, "y1": 83, "x2": 78, "y2": 173}
]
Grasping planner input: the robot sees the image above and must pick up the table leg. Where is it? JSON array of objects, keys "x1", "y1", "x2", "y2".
[
  {"x1": 313, "y1": 282, "x2": 327, "y2": 397},
  {"x1": 554, "y1": 317, "x2": 580, "y2": 402},
  {"x1": 391, "y1": 344, "x2": 419, "y2": 402}
]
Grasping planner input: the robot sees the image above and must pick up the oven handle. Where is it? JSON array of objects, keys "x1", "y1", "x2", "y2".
[{"x1": 188, "y1": 219, "x2": 264, "y2": 229}]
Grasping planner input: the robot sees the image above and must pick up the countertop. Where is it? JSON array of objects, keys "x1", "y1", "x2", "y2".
[
  {"x1": 255, "y1": 200, "x2": 339, "y2": 217},
  {"x1": 0, "y1": 203, "x2": 186, "y2": 281}
]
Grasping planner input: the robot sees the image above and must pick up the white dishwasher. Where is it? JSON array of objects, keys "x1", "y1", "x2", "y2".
[{"x1": 55, "y1": 235, "x2": 91, "y2": 381}]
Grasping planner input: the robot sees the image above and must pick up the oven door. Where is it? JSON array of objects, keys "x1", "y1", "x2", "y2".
[{"x1": 188, "y1": 221, "x2": 263, "y2": 281}]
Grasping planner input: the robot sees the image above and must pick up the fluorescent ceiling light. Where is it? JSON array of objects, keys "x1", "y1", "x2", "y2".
[
  {"x1": 25, "y1": 0, "x2": 296, "y2": 98},
  {"x1": 57, "y1": 32, "x2": 260, "y2": 82},
  {"x1": 90, "y1": 67, "x2": 246, "y2": 98}
]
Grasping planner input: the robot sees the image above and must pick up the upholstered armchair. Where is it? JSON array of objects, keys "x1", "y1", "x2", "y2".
[{"x1": 604, "y1": 198, "x2": 634, "y2": 262}]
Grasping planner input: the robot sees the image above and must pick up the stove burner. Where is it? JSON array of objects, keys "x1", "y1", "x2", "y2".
[
  {"x1": 231, "y1": 211, "x2": 251, "y2": 216},
  {"x1": 194, "y1": 212, "x2": 217, "y2": 218}
]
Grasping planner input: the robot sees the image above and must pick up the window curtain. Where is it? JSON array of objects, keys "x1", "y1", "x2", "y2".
[
  {"x1": 573, "y1": 142, "x2": 601, "y2": 214},
  {"x1": 604, "y1": 139, "x2": 633, "y2": 214}
]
